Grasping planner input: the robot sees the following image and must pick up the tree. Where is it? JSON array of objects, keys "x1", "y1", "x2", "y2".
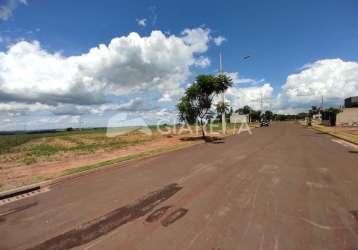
[
  {"x1": 236, "y1": 105, "x2": 252, "y2": 115},
  {"x1": 177, "y1": 74, "x2": 233, "y2": 137},
  {"x1": 297, "y1": 112, "x2": 308, "y2": 120},
  {"x1": 250, "y1": 110, "x2": 262, "y2": 122},
  {"x1": 215, "y1": 101, "x2": 230, "y2": 122},
  {"x1": 326, "y1": 107, "x2": 341, "y2": 114},
  {"x1": 264, "y1": 110, "x2": 274, "y2": 120}
]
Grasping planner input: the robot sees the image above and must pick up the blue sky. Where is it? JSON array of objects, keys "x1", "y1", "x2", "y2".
[{"x1": 0, "y1": 0, "x2": 358, "y2": 130}]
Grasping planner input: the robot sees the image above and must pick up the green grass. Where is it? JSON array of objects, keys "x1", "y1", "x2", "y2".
[
  {"x1": 28, "y1": 144, "x2": 64, "y2": 157},
  {"x1": 0, "y1": 128, "x2": 115, "y2": 154},
  {"x1": 311, "y1": 125, "x2": 358, "y2": 145},
  {"x1": 0, "y1": 134, "x2": 43, "y2": 154}
]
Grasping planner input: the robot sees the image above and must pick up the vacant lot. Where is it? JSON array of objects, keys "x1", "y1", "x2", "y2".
[
  {"x1": 0, "y1": 123, "x2": 252, "y2": 191},
  {"x1": 0, "y1": 128, "x2": 160, "y2": 167}
]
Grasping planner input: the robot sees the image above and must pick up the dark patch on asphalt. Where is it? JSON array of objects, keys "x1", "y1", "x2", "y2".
[
  {"x1": 145, "y1": 206, "x2": 172, "y2": 223},
  {"x1": 0, "y1": 202, "x2": 38, "y2": 222},
  {"x1": 26, "y1": 183, "x2": 182, "y2": 250},
  {"x1": 161, "y1": 208, "x2": 188, "y2": 227},
  {"x1": 350, "y1": 211, "x2": 358, "y2": 222}
]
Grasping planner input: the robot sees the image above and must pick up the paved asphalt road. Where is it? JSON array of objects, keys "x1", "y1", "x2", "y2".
[{"x1": 1, "y1": 122, "x2": 358, "y2": 250}]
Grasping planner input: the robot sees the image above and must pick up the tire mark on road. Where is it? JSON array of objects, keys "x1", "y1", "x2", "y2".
[
  {"x1": 26, "y1": 183, "x2": 182, "y2": 250},
  {"x1": 161, "y1": 208, "x2": 188, "y2": 227},
  {"x1": 145, "y1": 206, "x2": 172, "y2": 223}
]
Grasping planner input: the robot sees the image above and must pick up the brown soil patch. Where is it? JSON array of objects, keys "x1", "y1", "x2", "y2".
[{"x1": 0, "y1": 135, "x2": 196, "y2": 191}]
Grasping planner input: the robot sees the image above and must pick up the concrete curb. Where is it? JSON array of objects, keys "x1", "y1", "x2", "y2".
[
  {"x1": 309, "y1": 126, "x2": 358, "y2": 146},
  {"x1": 0, "y1": 130, "x2": 254, "y2": 200},
  {"x1": 0, "y1": 182, "x2": 49, "y2": 200},
  {"x1": 0, "y1": 141, "x2": 204, "y2": 200}
]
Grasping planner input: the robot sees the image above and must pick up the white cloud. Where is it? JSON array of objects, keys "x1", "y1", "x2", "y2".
[
  {"x1": 156, "y1": 108, "x2": 169, "y2": 116},
  {"x1": 214, "y1": 36, "x2": 226, "y2": 46},
  {"x1": 136, "y1": 18, "x2": 147, "y2": 27},
  {"x1": 0, "y1": 98, "x2": 147, "y2": 116},
  {"x1": 226, "y1": 59, "x2": 358, "y2": 114},
  {"x1": 0, "y1": 102, "x2": 51, "y2": 112},
  {"x1": 158, "y1": 93, "x2": 173, "y2": 102},
  {"x1": 226, "y1": 83, "x2": 274, "y2": 111},
  {"x1": 0, "y1": 28, "x2": 211, "y2": 113},
  {"x1": 181, "y1": 28, "x2": 210, "y2": 53},
  {"x1": 277, "y1": 59, "x2": 358, "y2": 109},
  {"x1": 0, "y1": 0, "x2": 27, "y2": 21},
  {"x1": 194, "y1": 56, "x2": 211, "y2": 68},
  {"x1": 225, "y1": 72, "x2": 258, "y2": 85}
]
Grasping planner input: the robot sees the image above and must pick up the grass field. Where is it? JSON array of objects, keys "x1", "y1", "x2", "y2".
[
  {"x1": 0, "y1": 127, "x2": 163, "y2": 166},
  {"x1": 0, "y1": 123, "x2": 248, "y2": 165},
  {"x1": 0, "y1": 122, "x2": 257, "y2": 191}
]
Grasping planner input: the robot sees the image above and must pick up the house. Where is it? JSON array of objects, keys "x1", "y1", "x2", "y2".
[
  {"x1": 230, "y1": 113, "x2": 249, "y2": 123},
  {"x1": 336, "y1": 96, "x2": 358, "y2": 126}
]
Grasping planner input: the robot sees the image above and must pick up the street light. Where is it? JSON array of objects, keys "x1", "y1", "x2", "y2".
[{"x1": 219, "y1": 52, "x2": 251, "y2": 135}]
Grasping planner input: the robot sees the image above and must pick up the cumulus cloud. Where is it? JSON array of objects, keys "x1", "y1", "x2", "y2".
[
  {"x1": 214, "y1": 36, "x2": 226, "y2": 46},
  {"x1": 0, "y1": 102, "x2": 51, "y2": 112},
  {"x1": 136, "y1": 18, "x2": 147, "y2": 27},
  {"x1": 0, "y1": 97, "x2": 148, "y2": 117},
  {"x1": 158, "y1": 93, "x2": 173, "y2": 102},
  {"x1": 156, "y1": 108, "x2": 169, "y2": 116},
  {"x1": 194, "y1": 56, "x2": 211, "y2": 68},
  {"x1": 225, "y1": 72, "x2": 260, "y2": 85},
  {"x1": 0, "y1": 28, "x2": 211, "y2": 114},
  {"x1": 0, "y1": 0, "x2": 27, "y2": 21},
  {"x1": 181, "y1": 28, "x2": 210, "y2": 53},
  {"x1": 276, "y1": 59, "x2": 358, "y2": 110},
  {"x1": 226, "y1": 83, "x2": 274, "y2": 111}
]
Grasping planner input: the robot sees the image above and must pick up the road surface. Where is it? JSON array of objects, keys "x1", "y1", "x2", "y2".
[{"x1": 1, "y1": 122, "x2": 358, "y2": 250}]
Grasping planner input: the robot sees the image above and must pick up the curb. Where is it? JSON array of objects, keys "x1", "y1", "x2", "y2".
[
  {"x1": 0, "y1": 129, "x2": 253, "y2": 200},
  {"x1": 0, "y1": 141, "x2": 203, "y2": 200},
  {"x1": 309, "y1": 126, "x2": 358, "y2": 146},
  {"x1": 0, "y1": 182, "x2": 49, "y2": 201}
]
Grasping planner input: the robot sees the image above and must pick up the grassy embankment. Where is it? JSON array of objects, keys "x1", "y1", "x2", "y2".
[
  {"x1": 0, "y1": 128, "x2": 158, "y2": 166},
  {"x1": 0, "y1": 122, "x2": 257, "y2": 191}
]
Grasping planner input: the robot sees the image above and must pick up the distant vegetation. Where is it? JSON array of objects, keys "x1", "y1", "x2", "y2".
[
  {"x1": 0, "y1": 128, "x2": 158, "y2": 165},
  {"x1": 234, "y1": 105, "x2": 307, "y2": 122}
]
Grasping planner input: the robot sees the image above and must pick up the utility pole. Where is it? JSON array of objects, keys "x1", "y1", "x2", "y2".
[{"x1": 219, "y1": 52, "x2": 226, "y2": 135}]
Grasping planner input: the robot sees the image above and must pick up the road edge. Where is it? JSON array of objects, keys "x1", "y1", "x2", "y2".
[
  {"x1": 0, "y1": 140, "x2": 204, "y2": 200},
  {"x1": 307, "y1": 125, "x2": 358, "y2": 145}
]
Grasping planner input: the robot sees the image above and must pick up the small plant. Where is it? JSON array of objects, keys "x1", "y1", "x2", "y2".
[
  {"x1": 28, "y1": 144, "x2": 64, "y2": 157},
  {"x1": 23, "y1": 156, "x2": 37, "y2": 165}
]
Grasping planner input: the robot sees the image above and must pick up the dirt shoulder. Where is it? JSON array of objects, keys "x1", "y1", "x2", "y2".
[
  {"x1": 0, "y1": 135, "x2": 202, "y2": 191},
  {"x1": 0, "y1": 123, "x2": 258, "y2": 192},
  {"x1": 310, "y1": 124, "x2": 358, "y2": 145}
]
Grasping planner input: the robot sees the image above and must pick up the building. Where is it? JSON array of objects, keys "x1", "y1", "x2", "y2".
[
  {"x1": 336, "y1": 96, "x2": 358, "y2": 126},
  {"x1": 344, "y1": 96, "x2": 358, "y2": 108},
  {"x1": 230, "y1": 113, "x2": 249, "y2": 123}
]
